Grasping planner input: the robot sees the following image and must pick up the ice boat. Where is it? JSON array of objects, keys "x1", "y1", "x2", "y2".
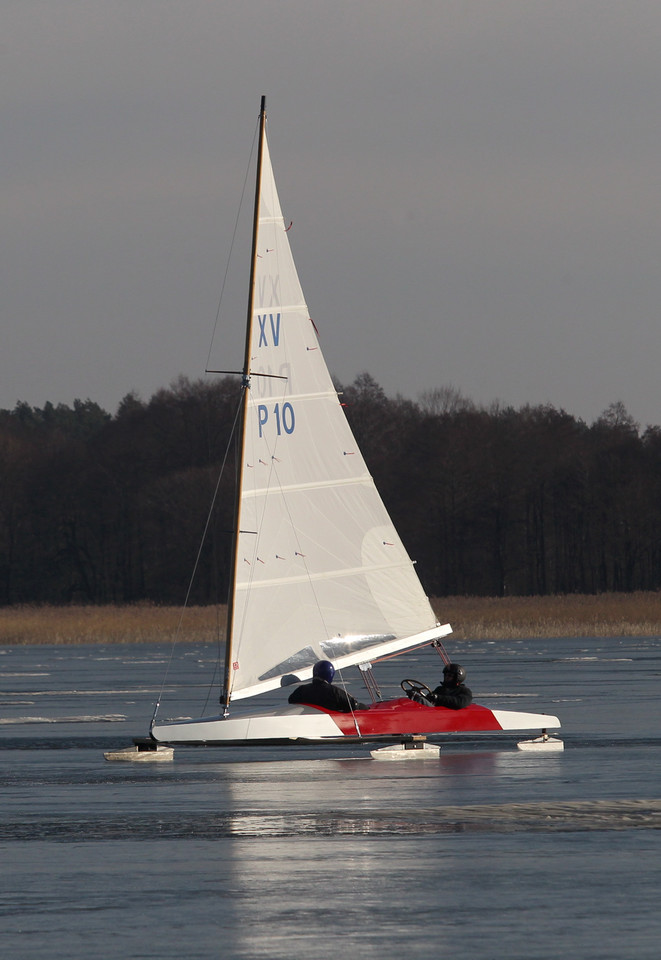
[{"x1": 150, "y1": 98, "x2": 560, "y2": 748}]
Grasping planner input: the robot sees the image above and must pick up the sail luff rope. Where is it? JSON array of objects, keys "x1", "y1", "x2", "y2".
[{"x1": 222, "y1": 96, "x2": 267, "y2": 710}]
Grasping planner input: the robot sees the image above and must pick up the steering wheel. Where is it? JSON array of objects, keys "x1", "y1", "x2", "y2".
[{"x1": 400, "y1": 678, "x2": 433, "y2": 702}]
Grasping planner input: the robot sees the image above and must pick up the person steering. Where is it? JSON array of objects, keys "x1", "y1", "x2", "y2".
[{"x1": 401, "y1": 662, "x2": 472, "y2": 710}]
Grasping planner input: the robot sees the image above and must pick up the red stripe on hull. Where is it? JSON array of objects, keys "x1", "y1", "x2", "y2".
[{"x1": 326, "y1": 698, "x2": 504, "y2": 737}]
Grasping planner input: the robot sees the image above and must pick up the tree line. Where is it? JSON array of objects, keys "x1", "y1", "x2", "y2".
[{"x1": 1, "y1": 373, "x2": 660, "y2": 605}]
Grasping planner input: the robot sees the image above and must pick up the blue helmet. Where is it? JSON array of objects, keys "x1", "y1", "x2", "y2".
[{"x1": 313, "y1": 660, "x2": 335, "y2": 683}]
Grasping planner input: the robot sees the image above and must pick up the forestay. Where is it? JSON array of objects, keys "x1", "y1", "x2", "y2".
[{"x1": 227, "y1": 131, "x2": 442, "y2": 702}]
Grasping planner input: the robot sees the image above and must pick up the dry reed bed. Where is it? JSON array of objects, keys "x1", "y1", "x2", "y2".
[
  {"x1": 1, "y1": 593, "x2": 660, "y2": 645},
  {"x1": 434, "y1": 593, "x2": 661, "y2": 640},
  {"x1": 0, "y1": 604, "x2": 226, "y2": 646}
]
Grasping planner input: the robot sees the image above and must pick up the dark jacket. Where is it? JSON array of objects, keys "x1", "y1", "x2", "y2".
[
  {"x1": 288, "y1": 677, "x2": 363, "y2": 713},
  {"x1": 429, "y1": 681, "x2": 473, "y2": 710}
]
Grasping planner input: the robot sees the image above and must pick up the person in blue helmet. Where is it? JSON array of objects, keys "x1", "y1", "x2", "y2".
[{"x1": 288, "y1": 660, "x2": 366, "y2": 713}]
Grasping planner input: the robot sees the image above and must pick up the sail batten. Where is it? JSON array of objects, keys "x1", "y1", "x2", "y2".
[
  {"x1": 246, "y1": 389, "x2": 340, "y2": 404},
  {"x1": 240, "y1": 474, "x2": 374, "y2": 499},
  {"x1": 251, "y1": 302, "x2": 308, "y2": 313},
  {"x1": 235, "y1": 558, "x2": 423, "y2": 591}
]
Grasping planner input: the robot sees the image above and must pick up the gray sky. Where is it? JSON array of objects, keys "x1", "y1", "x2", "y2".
[{"x1": 3, "y1": 2, "x2": 661, "y2": 427}]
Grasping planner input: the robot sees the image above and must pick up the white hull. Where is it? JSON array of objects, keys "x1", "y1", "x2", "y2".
[
  {"x1": 491, "y1": 710, "x2": 561, "y2": 731},
  {"x1": 151, "y1": 700, "x2": 561, "y2": 746}
]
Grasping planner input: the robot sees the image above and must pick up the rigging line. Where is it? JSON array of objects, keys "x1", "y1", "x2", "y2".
[
  {"x1": 205, "y1": 115, "x2": 261, "y2": 375},
  {"x1": 335, "y1": 664, "x2": 362, "y2": 737},
  {"x1": 201, "y1": 655, "x2": 222, "y2": 715},
  {"x1": 223, "y1": 98, "x2": 267, "y2": 708},
  {"x1": 150, "y1": 390, "x2": 244, "y2": 727}
]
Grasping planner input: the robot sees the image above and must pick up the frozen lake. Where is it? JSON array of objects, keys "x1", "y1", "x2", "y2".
[{"x1": 1, "y1": 635, "x2": 660, "y2": 959}]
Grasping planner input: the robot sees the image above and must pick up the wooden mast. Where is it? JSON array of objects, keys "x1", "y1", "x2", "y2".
[{"x1": 221, "y1": 95, "x2": 267, "y2": 710}]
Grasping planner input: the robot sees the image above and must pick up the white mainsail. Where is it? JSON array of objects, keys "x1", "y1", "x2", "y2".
[{"x1": 226, "y1": 128, "x2": 441, "y2": 702}]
